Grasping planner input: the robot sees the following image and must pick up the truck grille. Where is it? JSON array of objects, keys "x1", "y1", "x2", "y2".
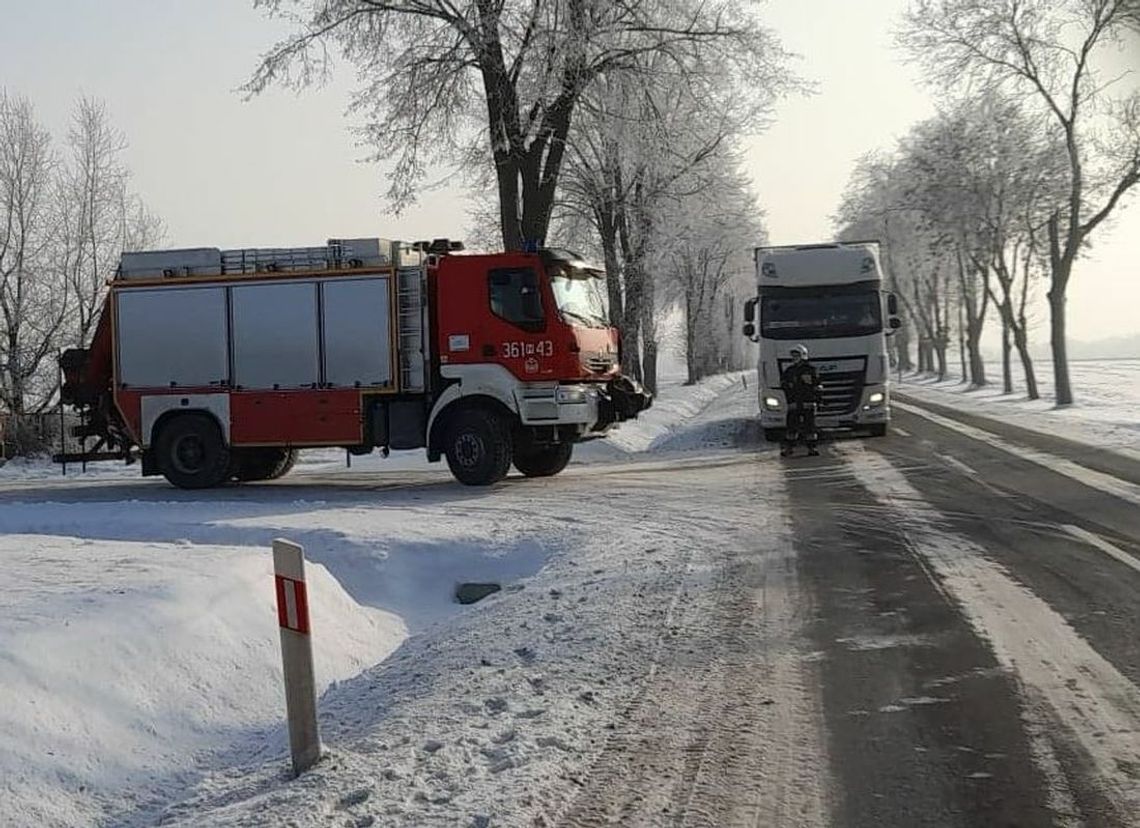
[
  {"x1": 584, "y1": 353, "x2": 617, "y2": 374},
  {"x1": 818, "y1": 370, "x2": 863, "y2": 416}
]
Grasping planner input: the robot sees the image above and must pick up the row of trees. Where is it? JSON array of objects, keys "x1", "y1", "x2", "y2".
[
  {"x1": 250, "y1": 0, "x2": 796, "y2": 389},
  {"x1": 839, "y1": 0, "x2": 1140, "y2": 404},
  {"x1": 0, "y1": 92, "x2": 161, "y2": 447}
]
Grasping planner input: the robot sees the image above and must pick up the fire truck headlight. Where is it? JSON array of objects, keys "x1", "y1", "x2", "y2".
[
  {"x1": 764, "y1": 396, "x2": 781, "y2": 410},
  {"x1": 868, "y1": 392, "x2": 885, "y2": 405},
  {"x1": 556, "y1": 387, "x2": 587, "y2": 404}
]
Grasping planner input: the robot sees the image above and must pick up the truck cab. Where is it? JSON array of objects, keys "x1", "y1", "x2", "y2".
[{"x1": 742, "y1": 242, "x2": 900, "y2": 441}]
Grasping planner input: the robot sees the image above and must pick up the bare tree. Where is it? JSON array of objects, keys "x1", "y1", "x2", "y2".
[
  {"x1": 0, "y1": 92, "x2": 66, "y2": 440},
  {"x1": 248, "y1": 0, "x2": 785, "y2": 253},
  {"x1": 900, "y1": 0, "x2": 1140, "y2": 405},
  {"x1": 658, "y1": 163, "x2": 760, "y2": 384},
  {"x1": 56, "y1": 97, "x2": 165, "y2": 345}
]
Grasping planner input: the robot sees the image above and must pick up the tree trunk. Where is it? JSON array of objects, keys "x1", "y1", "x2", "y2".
[
  {"x1": 958, "y1": 304, "x2": 968, "y2": 384},
  {"x1": 935, "y1": 342, "x2": 947, "y2": 381},
  {"x1": 1013, "y1": 325, "x2": 1040, "y2": 401},
  {"x1": 1001, "y1": 309, "x2": 1013, "y2": 394},
  {"x1": 895, "y1": 324, "x2": 913, "y2": 373},
  {"x1": 1048, "y1": 283, "x2": 1073, "y2": 406}
]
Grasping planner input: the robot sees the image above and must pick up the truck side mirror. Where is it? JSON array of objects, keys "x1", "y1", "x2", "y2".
[
  {"x1": 742, "y1": 322, "x2": 756, "y2": 338},
  {"x1": 887, "y1": 292, "x2": 898, "y2": 316},
  {"x1": 743, "y1": 297, "x2": 757, "y2": 323}
]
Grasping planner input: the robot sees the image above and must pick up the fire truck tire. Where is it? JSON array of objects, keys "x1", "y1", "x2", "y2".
[
  {"x1": 444, "y1": 407, "x2": 513, "y2": 486},
  {"x1": 513, "y1": 442, "x2": 573, "y2": 478},
  {"x1": 867, "y1": 424, "x2": 888, "y2": 438},
  {"x1": 155, "y1": 413, "x2": 231, "y2": 489},
  {"x1": 232, "y1": 448, "x2": 298, "y2": 482}
]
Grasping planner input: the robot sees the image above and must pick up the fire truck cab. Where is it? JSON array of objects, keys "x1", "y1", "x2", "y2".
[{"x1": 59, "y1": 238, "x2": 650, "y2": 488}]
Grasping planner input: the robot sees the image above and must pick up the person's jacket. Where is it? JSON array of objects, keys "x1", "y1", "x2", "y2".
[{"x1": 781, "y1": 361, "x2": 823, "y2": 405}]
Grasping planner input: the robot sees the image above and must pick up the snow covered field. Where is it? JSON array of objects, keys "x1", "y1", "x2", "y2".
[
  {"x1": 0, "y1": 372, "x2": 757, "y2": 827},
  {"x1": 899, "y1": 359, "x2": 1140, "y2": 461}
]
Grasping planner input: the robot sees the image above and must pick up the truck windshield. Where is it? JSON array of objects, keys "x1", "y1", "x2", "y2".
[
  {"x1": 761, "y1": 292, "x2": 882, "y2": 340},
  {"x1": 551, "y1": 269, "x2": 610, "y2": 328}
]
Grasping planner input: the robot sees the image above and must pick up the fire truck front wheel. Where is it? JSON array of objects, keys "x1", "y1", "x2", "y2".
[
  {"x1": 444, "y1": 407, "x2": 513, "y2": 486},
  {"x1": 155, "y1": 413, "x2": 231, "y2": 489},
  {"x1": 513, "y1": 442, "x2": 573, "y2": 478}
]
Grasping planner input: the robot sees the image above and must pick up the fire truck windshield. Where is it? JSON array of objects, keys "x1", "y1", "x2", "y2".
[{"x1": 551, "y1": 269, "x2": 609, "y2": 328}]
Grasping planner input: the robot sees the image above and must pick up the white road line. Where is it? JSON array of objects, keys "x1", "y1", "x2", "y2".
[
  {"x1": 837, "y1": 443, "x2": 1140, "y2": 821},
  {"x1": 1063, "y1": 524, "x2": 1140, "y2": 578},
  {"x1": 937, "y1": 454, "x2": 978, "y2": 477},
  {"x1": 893, "y1": 426, "x2": 911, "y2": 438},
  {"x1": 894, "y1": 400, "x2": 1140, "y2": 508}
]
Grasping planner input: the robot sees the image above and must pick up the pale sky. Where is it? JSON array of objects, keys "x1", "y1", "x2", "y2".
[{"x1": 1, "y1": 0, "x2": 1137, "y2": 342}]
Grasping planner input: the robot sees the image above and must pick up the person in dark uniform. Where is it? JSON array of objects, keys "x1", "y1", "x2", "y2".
[{"x1": 780, "y1": 344, "x2": 823, "y2": 457}]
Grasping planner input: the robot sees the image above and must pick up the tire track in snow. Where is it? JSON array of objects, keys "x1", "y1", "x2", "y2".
[
  {"x1": 838, "y1": 442, "x2": 1140, "y2": 824},
  {"x1": 556, "y1": 464, "x2": 830, "y2": 827}
]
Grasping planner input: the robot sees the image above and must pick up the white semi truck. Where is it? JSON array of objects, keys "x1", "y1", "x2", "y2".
[{"x1": 742, "y1": 241, "x2": 901, "y2": 442}]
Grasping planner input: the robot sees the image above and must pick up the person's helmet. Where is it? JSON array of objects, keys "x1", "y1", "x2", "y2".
[{"x1": 790, "y1": 344, "x2": 808, "y2": 360}]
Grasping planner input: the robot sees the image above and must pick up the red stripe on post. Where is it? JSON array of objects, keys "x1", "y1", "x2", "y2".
[{"x1": 275, "y1": 575, "x2": 311, "y2": 634}]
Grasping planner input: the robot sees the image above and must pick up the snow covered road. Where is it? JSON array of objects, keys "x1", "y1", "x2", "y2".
[{"x1": 3, "y1": 374, "x2": 1140, "y2": 826}]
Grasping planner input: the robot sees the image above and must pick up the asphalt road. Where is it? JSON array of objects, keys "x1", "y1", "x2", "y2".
[{"x1": 555, "y1": 389, "x2": 1140, "y2": 828}]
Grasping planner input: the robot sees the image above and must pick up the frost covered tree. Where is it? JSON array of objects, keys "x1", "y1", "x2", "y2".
[
  {"x1": 0, "y1": 92, "x2": 65, "y2": 431},
  {"x1": 657, "y1": 156, "x2": 761, "y2": 384},
  {"x1": 555, "y1": 31, "x2": 792, "y2": 389},
  {"x1": 57, "y1": 97, "x2": 164, "y2": 345},
  {"x1": 900, "y1": 0, "x2": 1140, "y2": 405},
  {"x1": 247, "y1": 0, "x2": 783, "y2": 253}
]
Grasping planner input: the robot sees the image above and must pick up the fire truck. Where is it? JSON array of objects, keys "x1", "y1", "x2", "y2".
[{"x1": 58, "y1": 238, "x2": 651, "y2": 488}]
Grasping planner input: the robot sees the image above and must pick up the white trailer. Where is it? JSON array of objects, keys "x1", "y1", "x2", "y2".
[{"x1": 742, "y1": 241, "x2": 901, "y2": 441}]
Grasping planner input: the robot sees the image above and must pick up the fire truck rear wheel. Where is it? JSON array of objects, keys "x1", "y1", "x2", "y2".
[
  {"x1": 513, "y1": 442, "x2": 573, "y2": 478},
  {"x1": 444, "y1": 407, "x2": 512, "y2": 486},
  {"x1": 156, "y1": 413, "x2": 231, "y2": 489},
  {"x1": 232, "y1": 448, "x2": 298, "y2": 482}
]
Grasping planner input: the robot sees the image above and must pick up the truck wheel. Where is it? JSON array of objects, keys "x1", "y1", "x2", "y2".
[
  {"x1": 232, "y1": 448, "x2": 298, "y2": 482},
  {"x1": 514, "y1": 442, "x2": 573, "y2": 478},
  {"x1": 444, "y1": 408, "x2": 512, "y2": 486},
  {"x1": 763, "y1": 428, "x2": 786, "y2": 443},
  {"x1": 868, "y1": 424, "x2": 888, "y2": 438},
  {"x1": 156, "y1": 414, "x2": 231, "y2": 489}
]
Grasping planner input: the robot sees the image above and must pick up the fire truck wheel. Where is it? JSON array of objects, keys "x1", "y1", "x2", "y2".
[
  {"x1": 156, "y1": 414, "x2": 231, "y2": 489},
  {"x1": 444, "y1": 407, "x2": 513, "y2": 486},
  {"x1": 513, "y1": 442, "x2": 573, "y2": 478},
  {"x1": 867, "y1": 424, "x2": 888, "y2": 438}
]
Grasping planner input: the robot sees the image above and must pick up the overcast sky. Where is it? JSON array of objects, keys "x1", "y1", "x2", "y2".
[{"x1": 1, "y1": 0, "x2": 1137, "y2": 343}]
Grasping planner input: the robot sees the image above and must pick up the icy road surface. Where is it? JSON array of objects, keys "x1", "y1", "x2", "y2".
[{"x1": 3, "y1": 374, "x2": 1140, "y2": 826}]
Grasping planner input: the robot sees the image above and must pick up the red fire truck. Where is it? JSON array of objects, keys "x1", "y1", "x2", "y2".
[{"x1": 58, "y1": 238, "x2": 650, "y2": 488}]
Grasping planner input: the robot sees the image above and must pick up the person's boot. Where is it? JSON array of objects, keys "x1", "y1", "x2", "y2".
[
  {"x1": 807, "y1": 444, "x2": 820, "y2": 457},
  {"x1": 780, "y1": 444, "x2": 793, "y2": 457}
]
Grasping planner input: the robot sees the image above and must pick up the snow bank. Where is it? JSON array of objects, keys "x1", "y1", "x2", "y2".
[
  {"x1": 594, "y1": 372, "x2": 748, "y2": 454},
  {"x1": 899, "y1": 359, "x2": 1140, "y2": 461},
  {"x1": 0, "y1": 535, "x2": 401, "y2": 828}
]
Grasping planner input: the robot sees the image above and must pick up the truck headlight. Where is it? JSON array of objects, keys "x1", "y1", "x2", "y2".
[
  {"x1": 764, "y1": 396, "x2": 781, "y2": 410},
  {"x1": 556, "y1": 387, "x2": 587, "y2": 404},
  {"x1": 868, "y1": 392, "x2": 885, "y2": 405}
]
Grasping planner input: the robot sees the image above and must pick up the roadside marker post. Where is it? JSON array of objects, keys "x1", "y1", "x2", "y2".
[{"x1": 273, "y1": 538, "x2": 321, "y2": 775}]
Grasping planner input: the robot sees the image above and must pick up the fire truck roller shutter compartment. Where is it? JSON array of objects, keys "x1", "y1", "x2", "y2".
[
  {"x1": 321, "y1": 277, "x2": 393, "y2": 387},
  {"x1": 231, "y1": 282, "x2": 321, "y2": 389},
  {"x1": 116, "y1": 286, "x2": 229, "y2": 387}
]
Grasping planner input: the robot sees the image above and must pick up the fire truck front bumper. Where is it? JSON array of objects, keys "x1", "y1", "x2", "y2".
[
  {"x1": 594, "y1": 377, "x2": 653, "y2": 431},
  {"x1": 517, "y1": 378, "x2": 651, "y2": 434}
]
